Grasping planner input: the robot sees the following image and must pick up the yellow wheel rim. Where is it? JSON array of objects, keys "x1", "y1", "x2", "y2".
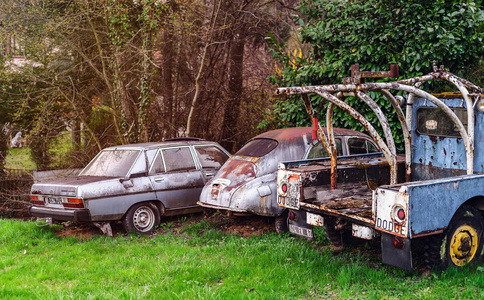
[{"x1": 449, "y1": 225, "x2": 479, "y2": 266}]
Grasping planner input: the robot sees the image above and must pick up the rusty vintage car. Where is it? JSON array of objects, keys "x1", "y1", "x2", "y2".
[
  {"x1": 197, "y1": 127, "x2": 379, "y2": 232},
  {"x1": 29, "y1": 139, "x2": 230, "y2": 234}
]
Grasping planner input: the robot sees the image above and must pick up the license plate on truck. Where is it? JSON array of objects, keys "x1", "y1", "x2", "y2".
[
  {"x1": 289, "y1": 224, "x2": 313, "y2": 239},
  {"x1": 277, "y1": 195, "x2": 299, "y2": 210}
]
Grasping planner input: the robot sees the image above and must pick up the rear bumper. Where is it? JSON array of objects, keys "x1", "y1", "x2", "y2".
[
  {"x1": 196, "y1": 201, "x2": 253, "y2": 216},
  {"x1": 197, "y1": 201, "x2": 247, "y2": 213},
  {"x1": 28, "y1": 206, "x2": 91, "y2": 223}
]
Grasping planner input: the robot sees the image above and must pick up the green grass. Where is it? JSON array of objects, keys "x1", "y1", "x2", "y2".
[
  {"x1": 5, "y1": 132, "x2": 73, "y2": 170},
  {"x1": 4, "y1": 148, "x2": 36, "y2": 170},
  {"x1": 1, "y1": 219, "x2": 484, "y2": 299}
]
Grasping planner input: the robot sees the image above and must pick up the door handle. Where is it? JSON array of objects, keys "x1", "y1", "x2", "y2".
[{"x1": 154, "y1": 177, "x2": 164, "y2": 182}]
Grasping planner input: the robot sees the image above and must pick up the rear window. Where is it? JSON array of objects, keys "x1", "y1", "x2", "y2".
[
  {"x1": 307, "y1": 138, "x2": 343, "y2": 159},
  {"x1": 348, "y1": 138, "x2": 379, "y2": 155},
  {"x1": 80, "y1": 150, "x2": 140, "y2": 177},
  {"x1": 195, "y1": 145, "x2": 229, "y2": 168},
  {"x1": 416, "y1": 107, "x2": 467, "y2": 137},
  {"x1": 236, "y1": 139, "x2": 278, "y2": 157}
]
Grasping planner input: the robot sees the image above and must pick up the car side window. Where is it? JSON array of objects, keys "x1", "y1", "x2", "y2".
[
  {"x1": 195, "y1": 146, "x2": 229, "y2": 169},
  {"x1": 162, "y1": 147, "x2": 196, "y2": 172},
  {"x1": 307, "y1": 138, "x2": 343, "y2": 159},
  {"x1": 348, "y1": 138, "x2": 379, "y2": 155},
  {"x1": 149, "y1": 152, "x2": 165, "y2": 175}
]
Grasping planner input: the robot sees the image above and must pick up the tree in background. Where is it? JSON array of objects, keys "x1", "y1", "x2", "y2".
[
  {"x1": 0, "y1": 0, "x2": 297, "y2": 167},
  {"x1": 268, "y1": 0, "x2": 484, "y2": 148}
]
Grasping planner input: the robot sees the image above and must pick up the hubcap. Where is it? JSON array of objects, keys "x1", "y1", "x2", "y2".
[
  {"x1": 133, "y1": 206, "x2": 155, "y2": 232},
  {"x1": 450, "y1": 225, "x2": 479, "y2": 266}
]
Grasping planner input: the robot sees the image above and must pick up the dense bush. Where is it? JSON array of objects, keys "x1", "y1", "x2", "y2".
[{"x1": 267, "y1": 0, "x2": 484, "y2": 151}]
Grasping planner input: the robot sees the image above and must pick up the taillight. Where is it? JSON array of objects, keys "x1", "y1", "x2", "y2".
[
  {"x1": 281, "y1": 183, "x2": 288, "y2": 193},
  {"x1": 63, "y1": 198, "x2": 84, "y2": 208},
  {"x1": 288, "y1": 210, "x2": 296, "y2": 221},
  {"x1": 393, "y1": 236, "x2": 405, "y2": 249},
  {"x1": 30, "y1": 195, "x2": 44, "y2": 206},
  {"x1": 392, "y1": 205, "x2": 406, "y2": 224}
]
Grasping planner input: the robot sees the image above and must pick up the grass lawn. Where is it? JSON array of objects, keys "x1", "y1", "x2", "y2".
[
  {"x1": 1, "y1": 218, "x2": 484, "y2": 299},
  {"x1": 4, "y1": 148, "x2": 36, "y2": 170},
  {"x1": 5, "y1": 132, "x2": 73, "y2": 170}
]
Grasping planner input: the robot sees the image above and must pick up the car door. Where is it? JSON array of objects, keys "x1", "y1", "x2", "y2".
[
  {"x1": 148, "y1": 146, "x2": 205, "y2": 212},
  {"x1": 193, "y1": 145, "x2": 230, "y2": 182}
]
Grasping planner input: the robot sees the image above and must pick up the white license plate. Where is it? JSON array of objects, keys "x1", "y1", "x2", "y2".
[
  {"x1": 277, "y1": 196, "x2": 299, "y2": 210},
  {"x1": 289, "y1": 224, "x2": 313, "y2": 239},
  {"x1": 47, "y1": 197, "x2": 62, "y2": 205}
]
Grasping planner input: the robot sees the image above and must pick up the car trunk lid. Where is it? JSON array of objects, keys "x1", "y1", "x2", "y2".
[{"x1": 203, "y1": 156, "x2": 258, "y2": 207}]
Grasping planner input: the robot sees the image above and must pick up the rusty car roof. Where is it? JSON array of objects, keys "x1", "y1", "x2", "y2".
[{"x1": 252, "y1": 127, "x2": 369, "y2": 143}]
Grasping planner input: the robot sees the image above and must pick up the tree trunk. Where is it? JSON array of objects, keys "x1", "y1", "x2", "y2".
[
  {"x1": 221, "y1": 23, "x2": 246, "y2": 152},
  {"x1": 162, "y1": 26, "x2": 175, "y2": 138}
]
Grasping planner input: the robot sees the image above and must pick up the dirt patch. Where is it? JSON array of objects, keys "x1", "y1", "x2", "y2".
[
  {"x1": 207, "y1": 214, "x2": 275, "y2": 238},
  {"x1": 50, "y1": 213, "x2": 276, "y2": 239}
]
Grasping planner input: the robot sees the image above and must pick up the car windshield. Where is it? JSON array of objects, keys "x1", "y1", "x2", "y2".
[
  {"x1": 80, "y1": 149, "x2": 141, "y2": 177},
  {"x1": 235, "y1": 138, "x2": 278, "y2": 157}
]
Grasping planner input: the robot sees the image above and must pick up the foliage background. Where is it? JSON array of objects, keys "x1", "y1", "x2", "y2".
[
  {"x1": 0, "y1": 0, "x2": 299, "y2": 168},
  {"x1": 2, "y1": 0, "x2": 484, "y2": 166},
  {"x1": 267, "y1": 0, "x2": 484, "y2": 152}
]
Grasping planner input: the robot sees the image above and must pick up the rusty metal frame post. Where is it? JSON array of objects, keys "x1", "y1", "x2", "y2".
[
  {"x1": 314, "y1": 90, "x2": 396, "y2": 184},
  {"x1": 301, "y1": 94, "x2": 338, "y2": 189},
  {"x1": 325, "y1": 102, "x2": 338, "y2": 189},
  {"x1": 381, "y1": 89, "x2": 412, "y2": 182},
  {"x1": 276, "y1": 69, "x2": 479, "y2": 178},
  {"x1": 441, "y1": 73, "x2": 475, "y2": 174},
  {"x1": 356, "y1": 91, "x2": 398, "y2": 171}
]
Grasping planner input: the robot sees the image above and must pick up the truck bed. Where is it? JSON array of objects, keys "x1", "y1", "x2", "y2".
[{"x1": 284, "y1": 155, "x2": 406, "y2": 224}]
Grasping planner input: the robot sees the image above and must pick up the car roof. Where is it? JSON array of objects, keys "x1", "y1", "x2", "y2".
[
  {"x1": 252, "y1": 127, "x2": 369, "y2": 143},
  {"x1": 102, "y1": 140, "x2": 222, "y2": 151}
]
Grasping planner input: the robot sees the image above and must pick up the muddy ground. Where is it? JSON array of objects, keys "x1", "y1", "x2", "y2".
[{"x1": 54, "y1": 213, "x2": 276, "y2": 240}]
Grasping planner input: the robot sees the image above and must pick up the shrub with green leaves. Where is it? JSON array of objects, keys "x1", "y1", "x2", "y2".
[{"x1": 266, "y1": 0, "x2": 484, "y2": 152}]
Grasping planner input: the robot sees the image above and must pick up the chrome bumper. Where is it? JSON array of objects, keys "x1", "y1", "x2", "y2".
[{"x1": 28, "y1": 206, "x2": 91, "y2": 223}]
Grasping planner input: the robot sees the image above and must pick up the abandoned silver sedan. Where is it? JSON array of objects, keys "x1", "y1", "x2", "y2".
[
  {"x1": 29, "y1": 139, "x2": 230, "y2": 234},
  {"x1": 197, "y1": 127, "x2": 378, "y2": 232}
]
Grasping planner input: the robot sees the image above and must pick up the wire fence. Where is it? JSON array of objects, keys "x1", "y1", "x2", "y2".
[{"x1": 0, "y1": 169, "x2": 33, "y2": 218}]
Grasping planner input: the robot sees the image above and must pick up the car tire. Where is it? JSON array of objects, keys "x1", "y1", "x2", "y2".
[
  {"x1": 323, "y1": 216, "x2": 356, "y2": 247},
  {"x1": 424, "y1": 204, "x2": 484, "y2": 270},
  {"x1": 123, "y1": 202, "x2": 161, "y2": 235},
  {"x1": 275, "y1": 210, "x2": 289, "y2": 233}
]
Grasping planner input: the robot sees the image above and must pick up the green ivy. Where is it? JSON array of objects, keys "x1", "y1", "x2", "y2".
[{"x1": 267, "y1": 0, "x2": 484, "y2": 152}]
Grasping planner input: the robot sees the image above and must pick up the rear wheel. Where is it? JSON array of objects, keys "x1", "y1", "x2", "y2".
[
  {"x1": 275, "y1": 210, "x2": 289, "y2": 233},
  {"x1": 424, "y1": 205, "x2": 484, "y2": 269},
  {"x1": 324, "y1": 216, "x2": 353, "y2": 247},
  {"x1": 123, "y1": 202, "x2": 161, "y2": 235}
]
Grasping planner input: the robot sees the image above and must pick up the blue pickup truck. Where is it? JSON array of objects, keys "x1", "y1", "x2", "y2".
[{"x1": 276, "y1": 65, "x2": 484, "y2": 270}]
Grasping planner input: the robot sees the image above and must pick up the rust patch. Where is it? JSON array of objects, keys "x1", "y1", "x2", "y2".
[{"x1": 429, "y1": 136, "x2": 438, "y2": 144}]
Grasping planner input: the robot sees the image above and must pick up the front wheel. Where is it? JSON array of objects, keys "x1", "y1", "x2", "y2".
[
  {"x1": 123, "y1": 202, "x2": 161, "y2": 235},
  {"x1": 424, "y1": 205, "x2": 484, "y2": 269}
]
